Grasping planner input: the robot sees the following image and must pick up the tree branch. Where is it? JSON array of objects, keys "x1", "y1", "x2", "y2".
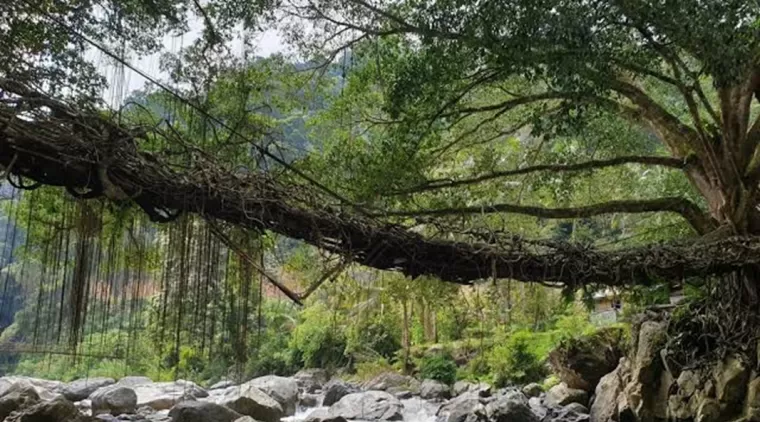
[
  {"x1": 395, "y1": 155, "x2": 693, "y2": 194},
  {"x1": 373, "y1": 197, "x2": 713, "y2": 235}
]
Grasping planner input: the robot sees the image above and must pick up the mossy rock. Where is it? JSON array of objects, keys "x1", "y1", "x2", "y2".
[{"x1": 548, "y1": 326, "x2": 628, "y2": 392}]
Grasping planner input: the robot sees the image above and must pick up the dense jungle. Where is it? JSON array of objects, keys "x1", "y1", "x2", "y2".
[{"x1": 0, "y1": 1, "x2": 759, "y2": 421}]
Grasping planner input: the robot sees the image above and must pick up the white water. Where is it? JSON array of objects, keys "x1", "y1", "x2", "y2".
[{"x1": 283, "y1": 398, "x2": 439, "y2": 422}]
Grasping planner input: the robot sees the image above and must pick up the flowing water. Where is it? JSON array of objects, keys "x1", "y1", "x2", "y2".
[{"x1": 283, "y1": 398, "x2": 439, "y2": 422}]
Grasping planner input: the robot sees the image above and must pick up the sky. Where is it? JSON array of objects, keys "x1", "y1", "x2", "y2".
[{"x1": 93, "y1": 21, "x2": 287, "y2": 107}]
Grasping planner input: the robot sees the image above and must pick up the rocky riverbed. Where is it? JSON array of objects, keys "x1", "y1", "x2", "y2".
[{"x1": 0, "y1": 369, "x2": 592, "y2": 422}]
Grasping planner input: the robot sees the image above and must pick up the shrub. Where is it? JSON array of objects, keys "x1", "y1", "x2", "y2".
[
  {"x1": 488, "y1": 331, "x2": 547, "y2": 387},
  {"x1": 419, "y1": 352, "x2": 457, "y2": 385}
]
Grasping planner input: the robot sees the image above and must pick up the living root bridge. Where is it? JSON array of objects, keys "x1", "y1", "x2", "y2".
[{"x1": 2, "y1": 80, "x2": 760, "y2": 287}]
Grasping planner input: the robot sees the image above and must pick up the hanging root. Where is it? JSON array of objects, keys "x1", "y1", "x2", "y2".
[{"x1": 664, "y1": 275, "x2": 760, "y2": 372}]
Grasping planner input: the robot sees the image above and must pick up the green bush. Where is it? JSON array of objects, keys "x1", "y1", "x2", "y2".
[
  {"x1": 488, "y1": 331, "x2": 547, "y2": 387},
  {"x1": 289, "y1": 304, "x2": 348, "y2": 369},
  {"x1": 418, "y1": 352, "x2": 457, "y2": 385}
]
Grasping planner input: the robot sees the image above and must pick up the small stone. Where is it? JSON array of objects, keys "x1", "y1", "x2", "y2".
[{"x1": 521, "y1": 383, "x2": 542, "y2": 398}]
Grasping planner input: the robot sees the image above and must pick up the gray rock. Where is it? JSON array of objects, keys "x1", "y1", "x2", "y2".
[
  {"x1": 323, "y1": 380, "x2": 359, "y2": 406},
  {"x1": 452, "y1": 381, "x2": 490, "y2": 398},
  {"x1": 714, "y1": 354, "x2": 750, "y2": 405},
  {"x1": 91, "y1": 386, "x2": 138, "y2": 416},
  {"x1": 0, "y1": 376, "x2": 63, "y2": 401},
  {"x1": 394, "y1": 390, "x2": 413, "y2": 400},
  {"x1": 522, "y1": 383, "x2": 543, "y2": 398},
  {"x1": 589, "y1": 359, "x2": 627, "y2": 422},
  {"x1": 168, "y1": 401, "x2": 241, "y2": 422},
  {"x1": 546, "y1": 383, "x2": 588, "y2": 407},
  {"x1": 294, "y1": 369, "x2": 330, "y2": 393},
  {"x1": 436, "y1": 392, "x2": 488, "y2": 422},
  {"x1": 363, "y1": 372, "x2": 418, "y2": 392},
  {"x1": 552, "y1": 403, "x2": 590, "y2": 422},
  {"x1": 209, "y1": 380, "x2": 236, "y2": 390},
  {"x1": 453, "y1": 381, "x2": 472, "y2": 397},
  {"x1": 248, "y1": 375, "x2": 299, "y2": 416},
  {"x1": 62, "y1": 377, "x2": 116, "y2": 401},
  {"x1": 564, "y1": 402, "x2": 589, "y2": 414},
  {"x1": 304, "y1": 408, "x2": 349, "y2": 422},
  {"x1": 132, "y1": 380, "x2": 208, "y2": 411},
  {"x1": 211, "y1": 384, "x2": 284, "y2": 422},
  {"x1": 420, "y1": 379, "x2": 451, "y2": 400},
  {"x1": 299, "y1": 392, "x2": 320, "y2": 408},
  {"x1": 0, "y1": 382, "x2": 40, "y2": 419},
  {"x1": 485, "y1": 390, "x2": 539, "y2": 422},
  {"x1": 528, "y1": 397, "x2": 546, "y2": 420},
  {"x1": 328, "y1": 391, "x2": 403, "y2": 421},
  {"x1": 117, "y1": 377, "x2": 154, "y2": 388},
  {"x1": 5, "y1": 396, "x2": 88, "y2": 422}
]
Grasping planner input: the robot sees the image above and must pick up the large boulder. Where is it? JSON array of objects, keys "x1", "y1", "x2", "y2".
[
  {"x1": 546, "y1": 383, "x2": 588, "y2": 407},
  {"x1": 551, "y1": 403, "x2": 590, "y2": 422},
  {"x1": 294, "y1": 369, "x2": 330, "y2": 393},
  {"x1": 625, "y1": 320, "x2": 668, "y2": 420},
  {"x1": 436, "y1": 391, "x2": 488, "y2": 422},
  {"x1": 322, "y1": 380, "x2": 359, "y2": 407},
  {"x1": 5, "y1": 396, "x2": 88, "y2": 422},
  {"x1": 117, "y1": 376, "x2": 154, "y2": 387},
  {"x1": 420, "y1": 379, "x2": 451, "y2": 400},
  {"x1": 61, "y1": 377, "x2": 115, "y2": 401},
  {"x1": 210, "y1": 384, "x2": 284, "y2": 422},
  {"x1": 548, "y1": 327, "x2": 627, "y2": 393},
  {"x1": 452, "y1": 381, "x2": 491, "y2": 398},
  {"x1": 485, "y1": 390, "x2": 539, "y2": 422},
  {"x1": 304, "y1": 408, "x2": 349, "y2": 422},
  {"x1": 0, "y1": 382, "x2": 40, "y2": 419},
  {"x1": 328, "y1": 391, "x2": 403, "y2": 421},
  {"x1": 132, "y1": 380, "x2": 208, "y2": 411},
  {"x1": 91, "y1": 386, "x2": 138, "y2": 416},
  {"x1": 713, "y1": 354, "x2": 750, "y2": 406},
  {"x1": 0, "y1": 376, "x2": 63, "y2": 401},
  {"x1": 209, "y1": 380, "x2": 236, "y2": 391},
  {"x1": 168, "y1": 400, "x2": 241, "y2": 422},
  {"x1": 248, "y1": 375, "x2": 299, "y2": 416},
  {"x1": 363, "y1": 372, "x2": 419, "y2": 392},
  {"x1": 589, "y1": 359, "x2": 628, "y2": 422}
]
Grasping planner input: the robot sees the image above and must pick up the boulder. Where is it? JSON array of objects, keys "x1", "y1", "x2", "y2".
[
  {"x1": 210, "y1": 384, "x2": 283, "y2": 422},
  {"x1": 528, "y1": 397, "x2": 546, "y2": 420},
  {"x1": 209, "y1": 380, "x2": 236, "y2": 391},
  {"x1": 322, "y1": 380, "x2": 359, "y2": 406},
  {"x1": 299, "y1": 392, "x2": 320, "y2": 408},
  {"x1": 714, "y1": 354, "x2": 750, "y2": 406},
  {"x1": 420, "y1": 379, "x2": 451, "y2": 400},
  {"x1": 363, "y1": 372, "x2": 418, "y2": 392},
  {"x1": 132, "y1": 380, "x2": 208, "y2": 411},
  {"x1": 248, "y1": 375, "x2": 299, "y2": 416},
  {"x1": 589, "y1": 359, "x2": 628, "y2": 422},
  {"x1": 436, "y1": 391, "x2": 488, "y2": 422},
  {"x1": 551, "y1": 403, "x2": 590, "y2": 422},
  {"x1": 91, "y1": 386, "x2": 138, "y2": 416},
  {"x1": 304, "y1": 408, "x2": 349, "y2": 422},
  {"x1": 548, "y1": 327, "x2": 626, "y2": 392},
  {"x1": 294, "y1": 369, "x2": 330, "y2": 393},
  {"x1": 547, "y1": 383, "x2": 588, "y2": 407},
  {"x1": 0, "y1": 376, "x2": 63, "y2": 401},
  {"x1": 5, "y1": 396, "x2": 88, "y2": 422},
  {"x1": 62, "y1": 377, "x2": 116, "y2": 401},
  {"x1": 169, "y1": 401, "x2": 241, "y2": 422},
  {"x1": 485, "y1": 390, "x2": 539, "y2": 422},
  {"x1": 328, "y1": 391, "x2": 403, "y2": 421},
  {"x1": 522, "y1": 383, "x2": 543, "y2": 398},
  {"x1": 453, "y1": 381, "x2": 472, "y2": 397},
  {"x1": 394, "y1": 390, "x2": 413, "y2": 400},
  {"x1": 117, "y1": 377, "x2": 153, "y2": 388},
  {"x1": 0, "y1": 382, "x2": 40, "y2": 419}
]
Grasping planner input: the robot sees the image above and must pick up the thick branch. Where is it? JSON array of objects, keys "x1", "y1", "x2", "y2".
[
  {"x1": 395, "y1": 155, "x2": 692, "y2": 194},
  {"x1": 373, "y1": 198, "x2": 713, "y2": 235}
]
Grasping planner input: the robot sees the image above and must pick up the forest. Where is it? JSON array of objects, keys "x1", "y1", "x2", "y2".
[{"x1": 0, "y1": 1, "x2": 759, "y2": 422}]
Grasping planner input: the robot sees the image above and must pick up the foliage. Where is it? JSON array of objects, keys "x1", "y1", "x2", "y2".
[
  {"x1": 488, "y1": 330, "x2": 549, "y2": 387},
  {"x1": 418, "y1": 352, "x2": 457, "y2": 385},
  {"x1": 289, "y1": 304, "x2": 348, "y2": 369}
]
